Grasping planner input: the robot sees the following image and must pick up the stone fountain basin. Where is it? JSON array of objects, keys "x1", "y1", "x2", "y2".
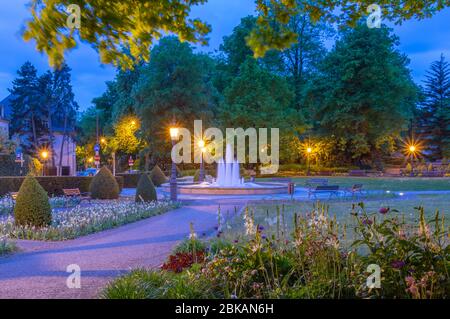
[{"x1": 161, "y1": 182, "x2": 288, "y2": 195}]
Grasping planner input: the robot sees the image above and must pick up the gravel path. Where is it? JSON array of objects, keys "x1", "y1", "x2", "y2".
[{"x1": 0, "y1": 201, "x2": 243, "y2": 299}]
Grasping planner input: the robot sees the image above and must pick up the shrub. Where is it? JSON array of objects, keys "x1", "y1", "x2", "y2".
[
  {"x1": 193, "y1": 169, "x2": 200, "y2": 182},
  {"x1": 89, "y1": 167, "x2": 120, "y2": 199},
  {"x1": 151, "y1": 165, "x2": 168, "y2": 186},
  {"x1": 14, "y1": 175, "x2": 51, "y2": 227},
  {"x1": 117, "y1": 173, "x2": 141, "y2": 188},
  {"x1": 0, "y1": 176, "x2": 123, "y2": 197},
  {"x1": 135, "y1": 173, "x2": 157, "y2": 202}
]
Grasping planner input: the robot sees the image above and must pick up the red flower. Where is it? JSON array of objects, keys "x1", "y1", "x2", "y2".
[{"x1": 161, "y1": 251, "x2": 205, "y2": 273}]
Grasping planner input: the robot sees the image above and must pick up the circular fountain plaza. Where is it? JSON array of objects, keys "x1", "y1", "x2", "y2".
[{"x1": 162, "y1": 145, "x2": 287, "y2": 195}]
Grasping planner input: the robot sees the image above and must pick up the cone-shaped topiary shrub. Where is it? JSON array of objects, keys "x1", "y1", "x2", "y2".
[
  {"x1": 151, "y1": 165, "x2": 168, "y2": 186},
  {"x1": 193, "y1": 169, "x2": 200, "y2": 182},
  {"x1": 89, "y1": 166, "x2": 120, "y2": 199},
  {"x1": 14, "y1": 175, "x2": 51, "y2": 227},
  {"x1": 135, "y1": 173, "x2": 157, "y2": 202}
]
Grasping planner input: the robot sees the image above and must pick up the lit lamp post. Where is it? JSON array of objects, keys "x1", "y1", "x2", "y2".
[
  {"x1": 40, "y1": 150, "x2": 49, "y2": 176},
  {"x1": 198, "y1": 139, "x2": 205, "y2": 182},
  {"x1": 408, "y1": 145, "x2": 416, "y2": 177},
  {"x1": 306, "y1": 147, "x2": 312, "y2": 176},
  {"x1": 169, "y1": 127, "x2": 180, "y2": 201}
]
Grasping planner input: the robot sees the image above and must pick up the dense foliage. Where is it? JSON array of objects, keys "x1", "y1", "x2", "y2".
[
  {"x1": 89, "y1": 167, "x2": 120, "y2": 200},
  {"x1": 135, "y1": 173, "x2": 157, "y2": 203},
  {"x1": 103, "y1": 203, "x2": 449, "y2": 299},
  {"x1": 23, "y1": 1, "x2": 448, "y2": 68},
  {"x1": 416, "y1": 54, "x2": 450, "y2": 160}
]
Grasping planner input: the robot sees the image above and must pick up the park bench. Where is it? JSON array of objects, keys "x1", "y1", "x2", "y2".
[
  {"x1": 421, "y1": 171, "x2": 444, "y2": 177},
  {"x1": 308, "y1": 185, "x2": 340, "y2": 199},
  {"x1": 305, "y1": 178, "x2": 328, "y2": 189},
  {"x1": 344, "y1": 184, "x2": 364, "y2": 197},
  {"x1": 63, "y1": 188, "x2": 91, "y2": 206},
  {"x1": 348, "y1": 170, "x2": 366, "y2": 177}
]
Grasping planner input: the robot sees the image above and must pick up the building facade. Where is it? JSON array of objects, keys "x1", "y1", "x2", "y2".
[{"x1": 0, "y1": 95, "x2": 77, "y2": 176}]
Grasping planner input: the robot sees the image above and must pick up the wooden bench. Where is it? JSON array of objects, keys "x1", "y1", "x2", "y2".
[
  {"x1": 348, "y1": 170, "x2": 366, "y2": 177},
  {"x1": 305, "y1": 178, "x2": 328, "y2": 189},
  {"x1": 63, "y1": 188, "x2": 91, "y2": 205},
  {"x1": 421, "y1": 171, "x2": 444, "y2": 177},
  {"x1": 309, "y1": 185, "x2": 340, "y2": 199}
]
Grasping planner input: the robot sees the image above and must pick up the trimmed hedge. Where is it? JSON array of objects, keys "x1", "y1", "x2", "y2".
[
  {"x1": 151, "y1": 165, "x2": 168, "y2": 186},
  {"x1": 0, "y1": 175, "x2": 124, "y2": 197},
  {"x1": 90, "y1": 167, "x2": 120, "y2": 199},
  {"x1": 14, "y1": 175, "x2": 52, "y2": 227},
  {"x1": 0, "y1": 154, "x2": 30, "y2": 176},
  {"x1": 117, "y1": 173, "x2": 141, "y2": 188},
  {"x1": 135, "y1": 173, "x2": 157, "y2": 202}
]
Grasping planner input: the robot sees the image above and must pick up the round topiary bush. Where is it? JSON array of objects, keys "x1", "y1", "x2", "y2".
[
  {"x1": 89, "y1": 166, "x2": 120, "y2": 199},
  {"x1": 135, "y1": 173, "x2": 157, "y2": 202},
  {"x1": 151, "y1": 165, "x2": 168, "y2": 186},
  {"x1": 14, "y1": 175, "x2": 51, "y2": 227}
]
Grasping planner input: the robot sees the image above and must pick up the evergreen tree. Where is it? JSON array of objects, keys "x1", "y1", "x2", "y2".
[
  {"x1": 52, "y1": 63, "x2": 79, "y2": 175},
  {"x1": 9, "y1": 62, "x2": 47, "y2": 154},
  {"x1": 417, "y1": 54, "x2": 450, "y2": 160},
  {"x1": 37, "y1": 71, "x2": 56, "y2": 166},
  {"x1": 311, "y1": 24, "x2": 418, "y2": 165}
]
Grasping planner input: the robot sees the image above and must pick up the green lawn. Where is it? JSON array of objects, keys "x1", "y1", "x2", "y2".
[{"x1": 258, "y1": 176, "x2": 450, "y2": 191}]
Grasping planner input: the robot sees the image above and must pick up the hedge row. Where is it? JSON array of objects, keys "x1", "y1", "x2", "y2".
[
  {"x1": 116, "y1": 173, "x2": 141, "y2": 188},
  {"x1": 0, "y1": 176, "x2": 124, "y2": 197}
]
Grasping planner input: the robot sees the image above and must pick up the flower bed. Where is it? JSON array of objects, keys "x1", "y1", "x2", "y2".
[
  {"x1": 0, "y1": 200, "x2": 176, "y2": 241},
  {"x1": 103, "y1": 203, "x2": 449, "y2": 299}
]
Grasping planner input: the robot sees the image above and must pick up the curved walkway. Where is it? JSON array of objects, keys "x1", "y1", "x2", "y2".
[{"x1": 0, "y1": 200, "x2": 243, "y2": 299}]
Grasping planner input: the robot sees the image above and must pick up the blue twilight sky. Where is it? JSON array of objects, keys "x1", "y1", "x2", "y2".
[{"x1": 0, "y1": 1, "x2": 449, "y2": 111}]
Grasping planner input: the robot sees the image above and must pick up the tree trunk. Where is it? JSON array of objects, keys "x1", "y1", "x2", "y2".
[{"x1": 58, "y1": 114, "x2": 68, "y2": 176}]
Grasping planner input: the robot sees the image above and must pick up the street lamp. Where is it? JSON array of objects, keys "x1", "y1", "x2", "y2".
[
  {"x1": 198, "y1": 139, "x2": 206, "y2": 182},
  {"x1": 407, "y1": 144, "x2": 417, "y2": 177},
  {"x1": 40, "y1": 150, "x2": 49, "y2": 176},
  {"x1": 306, "y1": 147, "x2": 313, "y2": 176},
  {"x1": 169, "y1": 127, "x2": 180, "y2": 201}
]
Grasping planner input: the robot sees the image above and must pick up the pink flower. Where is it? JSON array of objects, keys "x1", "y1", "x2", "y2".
[{"x1": 379, "y1": 207, "x2": 390, "y2": 215}]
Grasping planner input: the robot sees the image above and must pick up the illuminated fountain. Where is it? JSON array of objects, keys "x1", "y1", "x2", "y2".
[{"x1": 162, "y1": 144, "x2": 287, "y2": 195}]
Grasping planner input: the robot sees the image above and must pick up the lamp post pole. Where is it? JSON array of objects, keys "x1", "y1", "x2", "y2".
[
  {"x1": 170, "y1": 127, "x2": 179, "y2": 202},
  {"x1": 306, "y1": 147, "x2": 312, "y2": 176},
  {"x1": 198, "y1": 140, "x2": 205, "y2": 183},
  {"x1": 170, "y1": 138, "x2": 177, "y2": 201}
]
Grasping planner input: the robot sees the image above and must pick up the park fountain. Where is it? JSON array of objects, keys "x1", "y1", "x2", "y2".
[{"x1": 162, "y1": 144, "x2": 287, "y2": 195}]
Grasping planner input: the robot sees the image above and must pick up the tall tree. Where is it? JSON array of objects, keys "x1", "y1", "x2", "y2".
[
  {"x1": 417, "y1": 54, "x2": 450, "y2": 159},
  {"x1": 311, "y1": 24, "x2": 418, "y2": 166},
  {"x1": 9, "y1": 62, "x2": 47, "y2": 154},
  {"x1": 52, "y1": 63, "x2": 79, "y2": 175},
  {"x1": 249, "y1": 0, "x2": 449, "y2": 57},
  {"x1": 24, "y1": 0, "x2": 448, "y2": 69},
  {"x1": 218, "y1": 57, "x2": 303, "y2": 163},
  {"x1": 133, "y1": 36, "x2": 218, "y2": 166},
  {"x1": 37, "y1": 71, "x2": 56, "y2": 166}
]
